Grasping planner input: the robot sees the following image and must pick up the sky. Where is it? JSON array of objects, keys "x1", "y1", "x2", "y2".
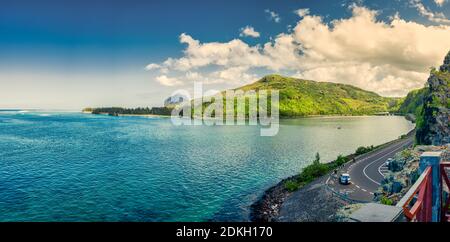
[{"x1": 1, "y1": 0, "x2": 449, "y2": 109}]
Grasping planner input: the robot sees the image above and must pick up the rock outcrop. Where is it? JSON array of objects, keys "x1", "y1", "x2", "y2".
[
  {"x1": 416, "y1": 51, "x2": 450, "y2": 145},
  {"x1": 440, "y1": 50, "x2": 450, "y2": 72}
]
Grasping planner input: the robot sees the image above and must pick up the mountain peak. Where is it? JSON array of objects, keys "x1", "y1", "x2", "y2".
[
  {"x1": 259, "y1": 74, "x2": 289, "y2": 83},
  {"x1": 439, "y1": 50, "x2": 450, "y2": 72}
]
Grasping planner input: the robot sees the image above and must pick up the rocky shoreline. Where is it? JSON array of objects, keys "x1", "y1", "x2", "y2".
[
  {"x1": 249, "y1": 168, "x2": 351, "y2": 222},
  {"x1": 249, "y1": 154, "x2": 355, "y2": 222},
  {"x1": 250, "y1": 174, "x2": 301, "y2": 222}
]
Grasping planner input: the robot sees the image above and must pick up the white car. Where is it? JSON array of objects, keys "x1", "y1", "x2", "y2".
[
  {"x1": 385, "y1": 158, "x2": 394, "y2": 168},
  {"x1": 339, "y1": 173, "x2": 351, "y2": 185}
]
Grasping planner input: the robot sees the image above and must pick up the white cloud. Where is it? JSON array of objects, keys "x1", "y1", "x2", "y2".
[
  {"x1": 146, "y1": 6, "x2": 450, "y2": 96},
  {"x1": 182, "y1": 67, "x2": 257, "y2": 86},
  {"x1": 434, "y1": 0, "x2": 447, "y2": 7},
  {"x1": 158, "y1": 33, "x2": 269, "y2": 72},
  {"x1": 155, "y1": 75, "x2": 183, "y2": 86},
  {"x1": 294, "y1": 63, "x2": 428, "y2": 96},
  {"x1": 240, "y1": 26, "x2": 260, "y2": 38},
  {"x1": 265, "y1": 9, "x2": 281, "y2": 23},
  {"x1": 145, "y1": 63, "x2": 161, "y2": 70},
  {"x1": 410, "y1": 0, "x2": 450, "y2": 24},
  {"x1": 295, "y1": 8, "x2": 310, "y2": 17}
]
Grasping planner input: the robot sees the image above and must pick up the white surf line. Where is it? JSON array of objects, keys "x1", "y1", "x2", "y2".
[{"x1": 362, "y1": 140, "x2": 411, "y2": 186}]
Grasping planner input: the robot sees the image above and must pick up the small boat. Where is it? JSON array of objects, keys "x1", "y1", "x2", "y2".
[{"x1": 337, "y1": 126, "x2": 342, "y2": 129}]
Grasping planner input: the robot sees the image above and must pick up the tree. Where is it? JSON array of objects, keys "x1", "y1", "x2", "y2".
[
  {"x1": 314, "y1": 152, "x2": 320, "y2": 164},
  {"x1": 335, "y1": 155, "x2": 347, "y2": 166}
]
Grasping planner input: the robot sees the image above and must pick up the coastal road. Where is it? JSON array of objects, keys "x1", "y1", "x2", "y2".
[{"x1": 326, "y1": 134, "x2": 414, "y2": 202}]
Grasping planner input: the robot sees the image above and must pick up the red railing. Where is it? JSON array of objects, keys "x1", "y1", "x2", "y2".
[
  {"x1": 441, "y1": 162, "x2": 450, "y2": 222},
  {"x1": 400, "y1": 167, "x2": 433, "y2": 222}
]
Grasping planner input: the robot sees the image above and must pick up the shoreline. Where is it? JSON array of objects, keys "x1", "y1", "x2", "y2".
[
  {"x1": 249, "y1": 128, "x2": 415, "y2": 222},
  {"x1": 84, "y1": 111, "x2": 406, "y2": 120},
  {"x1": 82, "y1": 111, "x2": 170, "y2": 118}
]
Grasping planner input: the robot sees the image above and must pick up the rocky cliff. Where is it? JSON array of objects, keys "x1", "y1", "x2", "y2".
[{"x1": 416, "y1": 51, "x2": 450, "y2": 145}]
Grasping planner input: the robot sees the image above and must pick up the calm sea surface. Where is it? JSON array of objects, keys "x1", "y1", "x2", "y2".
[{"x1": 0, "y1": 111, "x2": 414, "y2": 221}]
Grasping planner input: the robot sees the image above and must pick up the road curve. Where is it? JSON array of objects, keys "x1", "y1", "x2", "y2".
[{"x1": 326, "y1": 134, "x2": 414, "y2": 202}]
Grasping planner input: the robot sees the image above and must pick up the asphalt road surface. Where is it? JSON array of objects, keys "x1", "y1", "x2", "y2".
[{"x1": 326, "y1": 135, "x2": 414, "y2": 202}]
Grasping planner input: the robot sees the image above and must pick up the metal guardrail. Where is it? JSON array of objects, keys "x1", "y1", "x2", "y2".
[
  {"x1": 396, "y1": 166, "x2": 433, "y2": 222},
  {"x1": 440, "y1": 162, "x2": 450, "y2": 222},
  {"x1": 396, "y1": 155, "x2": 449, "y2": 222}
]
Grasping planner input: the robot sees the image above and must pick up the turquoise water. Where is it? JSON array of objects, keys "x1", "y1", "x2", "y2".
[{"x1": 0, "y1": 111, "x2": 414, "y2": 221}]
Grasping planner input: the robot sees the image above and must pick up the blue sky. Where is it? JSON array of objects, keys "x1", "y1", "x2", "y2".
[{"x1": 1, "y1": 0, "x2": 449, "y2": 109}]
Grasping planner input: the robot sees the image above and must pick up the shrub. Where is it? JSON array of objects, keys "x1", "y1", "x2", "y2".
[
  {"x1": 401, "y1": 149, "x2": 412, "y2": 160},
  {"x1": 284, "y1": 180, "x2": 300, "y2": 192},
  {"x1": 355, "y1": 145, "x2": 375, "y2": 155},
  {"x1": 287, "y1": 152, "x2": 348, "y2": 193},
  {"x1": 298, "y1": 161, "x2": 328, "y2": 184},
  {"x1": 380, "y1": 196, "x2": 394, "y2": 206},
  {"x1": 314, "y1": 152, "x2": 320, "y2": 164},
  {"x1": 335, "y1": 155, "x2": 347, "y2": 167}
]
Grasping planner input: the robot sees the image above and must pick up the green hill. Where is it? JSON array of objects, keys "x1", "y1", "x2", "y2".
[
  {"x1": 396, "y1": 87, "x2": 427, "y2": 117},
  {"x1": 233, "y1": 74, "x2": 400, "y2": 117}
]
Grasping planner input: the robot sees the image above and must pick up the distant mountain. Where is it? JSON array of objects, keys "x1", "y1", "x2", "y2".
[
  {"x1": 233, "y1": 74, "x2": 400, "y2": 117},
  {"x1": 415, "y1": 51, "x2": 450, "y2": 145},
  {"x1": 164, "y1": 94, "x2": 188, "y2": 108}
]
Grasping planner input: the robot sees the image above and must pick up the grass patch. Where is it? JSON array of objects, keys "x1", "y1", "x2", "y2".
[{"x1": 284, "y1": 180, "x2": 301, "y2": 192}]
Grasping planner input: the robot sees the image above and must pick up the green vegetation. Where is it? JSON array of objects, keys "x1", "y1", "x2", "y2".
[
  {"x1": 355, "y1": 145, "x2": 375, "y2": 156},
  {"x1": 396, "y1": 88, "x2": 427, "y2": 116},
  {"x1": 415, "y1": 57, "x2": 450, "y2": 145},
  {"x1": 87, "y1": 107, "x2": 173, "y2": 116},
  {"x1": 284, "y1": 180, "x2": 301, "y2": 192},
  {"x1": 283, "y1": 153, "x2": 349, "y2": 192},
  {"x1": 234, "y1": 74, "x2": 400, "y2": 117},
  {"x1": 335, "y1": 155, "x2": 348, "y2": 167},
  {"x1": 400, "y1": 149, "x2": 413, "y2": 160},
  {"x1": 297, "y1": 156, "x2": 328, "y2": 184},
  {"x1": 82, "y1": 107, "x2": 93, "y2": 112},
  {"x1": 91, "y1": 73, "x2": 441, "y2": 120},
  {"x1": 380, "y1": 196, "x2": 394, "y2": 205}
]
